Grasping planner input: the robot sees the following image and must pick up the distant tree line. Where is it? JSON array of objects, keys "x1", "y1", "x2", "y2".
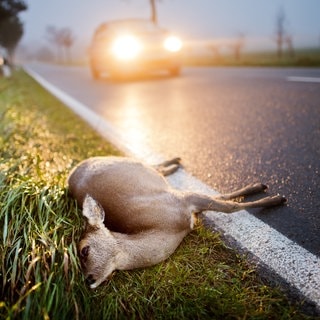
[
  {"x1": 0, "y1": 0, "x2": 27, "y2": 63},
  {"x1": 206, "y1": 6, "x2": 296, "y2": 62},
  {"x1": 45, "y1": 26, "x2": 76, "y2": 63}
]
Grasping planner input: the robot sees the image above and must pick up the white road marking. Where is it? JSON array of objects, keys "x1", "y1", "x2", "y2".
[
  {"x1": 287, "y1": 76, "x2": 320, "y2": 83},
  {"x1": 25, "y1": 65, "x2": 320, "y2": 311}
]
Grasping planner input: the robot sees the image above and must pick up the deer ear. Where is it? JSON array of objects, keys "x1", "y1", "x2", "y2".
[{"x1": 82, "y1": 194, "x2": 105, "y2": 226}]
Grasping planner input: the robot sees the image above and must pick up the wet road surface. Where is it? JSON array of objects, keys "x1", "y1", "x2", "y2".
[{"x1": 26, "y1": 63, "x2": 320, "y2": 257}]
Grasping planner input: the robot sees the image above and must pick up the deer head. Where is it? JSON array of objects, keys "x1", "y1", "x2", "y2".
[{"x1": 78, "y1": 195, "x2": 118, "y2": 289}]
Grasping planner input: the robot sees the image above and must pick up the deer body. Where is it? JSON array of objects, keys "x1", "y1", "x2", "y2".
[
  {"x1": 68, "y1": 156, "x2": 286, "y2": 288},
  {"x1": 68, "y1": 157, "x2": 193, "y2": 234}
]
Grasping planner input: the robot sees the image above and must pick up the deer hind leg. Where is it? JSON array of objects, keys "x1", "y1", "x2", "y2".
[
  {"x1": 214, "y1": 183, "x2": 268, "y2": 201},
  {"x1": 187, "y1": 192, "x2": 286, "y2": 214},
  {"x1": 154, "y1": 157, "x2": 181, "y2": 176}
]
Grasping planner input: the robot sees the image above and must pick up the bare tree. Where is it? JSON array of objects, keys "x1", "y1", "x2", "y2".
[
  {"x1": 207, "y1": 43, "x2": 221, "y2": 62},
  {"x1": 59, "y1": 28, "x2": 75, "y2": 63},
  {"x1": 285, "y1": 34, "x2": 294, "y2": 58},
  {"x1": 45, "y1": 26, "x2": 75, "y2": 63},
  {"x1": 232, "y1": 33, "x2": 245, "y2": 61},
  {"x1": 35, "y1": 46, "x2": 54, "y2": 62},
  {"x1": 274, "y1": 7, "x2": 295, "y2": 59},
  {"x1": 275, "y1": 7, "x2": 285, "y2": 59},
  {"x1": 45, "y1": 26, "x2": 61, "y2": 62}
]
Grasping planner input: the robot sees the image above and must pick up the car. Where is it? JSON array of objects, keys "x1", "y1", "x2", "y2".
[{"x1": 89, "y1": 19, "x2": 183, "y2": 79}]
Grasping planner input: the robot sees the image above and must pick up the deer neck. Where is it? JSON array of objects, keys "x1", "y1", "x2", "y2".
[{"x1": 113, "y1": 230, "x2": 188, "y2": 271}]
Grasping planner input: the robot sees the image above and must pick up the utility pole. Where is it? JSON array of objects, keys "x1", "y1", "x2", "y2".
[{"x1": 150, "y1": 0, "x2": 158, "y2": 24}]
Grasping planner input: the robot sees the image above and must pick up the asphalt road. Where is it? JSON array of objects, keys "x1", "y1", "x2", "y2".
[{"x1": 27, "y1": 63, "x2": 320, "y2": 257}]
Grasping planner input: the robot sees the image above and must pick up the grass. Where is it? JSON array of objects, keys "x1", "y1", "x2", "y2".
[
  {"x1": 184, "y1": 48, "x2": 320, "y2": 67},
  {"x1": 0, "y1": 70, "x2": 316, "y2": 319}
]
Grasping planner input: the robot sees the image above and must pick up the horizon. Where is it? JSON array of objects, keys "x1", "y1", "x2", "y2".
[{"x1": 18, "y1": 0, "x2": 320, "y2": 61}]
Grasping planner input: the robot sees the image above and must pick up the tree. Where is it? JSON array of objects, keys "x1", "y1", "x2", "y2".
[
  {"x1": 207, "y1": 42, "x2": 221, "y2": 62},
  {"x1": 275, "y1": 7, "x2": 286, "y2": 59},
  {"x1": 45, "y1": 26, "x2": 76, "y2": 63},
  {"x1": 0, "y1": 0, "x2": 27, "y2": 20},
  {"x1": 232, "y1": 33, "x2": 245, "y2": 61},
  {"x1": 45, "y1": 26, "x2": 61, "y2": 62},
  {"x1": 59, "y1": 28, "x2": 75, "y2": 63},
  {"x1": 285, "y1": 34, "x2": 294, "y2": 58},
  {"x1": 0, "y1": 15, "x2": 23, "y2": 62},
  {"x1": 274, "y1": 7, "x2": 295, "y2": 59},
  {"x1": 35, "y1": 46, "x2": 55, "y2": 62},
  {"x1": 0, "y1": 0, "x2": 27, "y2": 63}
]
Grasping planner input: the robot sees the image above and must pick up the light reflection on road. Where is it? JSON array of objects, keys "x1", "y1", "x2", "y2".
[
  {"x1": 121, "y1": 92, "x2": 149, "y2": 157},
  {"x1": 98, "y1": 77, "x2": 192, "y2": 161}
]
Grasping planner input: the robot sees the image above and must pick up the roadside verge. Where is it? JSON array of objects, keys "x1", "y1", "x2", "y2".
[{"x1": 25, "y1": 65, "x2": 320, "y2": 313}]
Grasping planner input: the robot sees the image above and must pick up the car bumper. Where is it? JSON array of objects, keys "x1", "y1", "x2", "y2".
[{"x1": 91, "y1": 52, "x2": 181, "y2": 75}]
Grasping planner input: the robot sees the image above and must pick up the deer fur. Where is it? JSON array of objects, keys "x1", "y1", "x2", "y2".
[{"x1": 67, "y1": 156, "x2": 286, "y2": 288}]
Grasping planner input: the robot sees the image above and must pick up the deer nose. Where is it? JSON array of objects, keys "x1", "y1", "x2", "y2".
[{"x1": 86, "y1": 275, "x2": 95, "y2": 286}]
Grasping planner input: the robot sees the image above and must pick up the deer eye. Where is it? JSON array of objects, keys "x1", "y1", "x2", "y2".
[{"x1": 80, "y1": 246, "x2": 90, "y2": 259}]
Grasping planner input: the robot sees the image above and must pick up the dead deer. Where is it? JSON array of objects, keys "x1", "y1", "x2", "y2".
[{"x1": 67, "y1": 156, "x2": 286, "y2": 288}]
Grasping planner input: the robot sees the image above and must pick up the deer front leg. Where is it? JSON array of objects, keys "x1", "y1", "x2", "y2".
[{"x1": 214, "y1": 183, "x2": 268, "y2": 201}]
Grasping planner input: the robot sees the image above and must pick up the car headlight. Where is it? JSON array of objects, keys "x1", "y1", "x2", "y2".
[
  {"x1": 111, "y1": 35, "x2": 142, "y2": 60},
  {"x1": 164, "y1": 36, "x2": 182, "y2": 52}
]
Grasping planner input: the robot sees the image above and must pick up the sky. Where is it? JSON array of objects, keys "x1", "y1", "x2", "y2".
[{"x1": 19, "y1": 0, "x2": 320, "y2": 59}]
